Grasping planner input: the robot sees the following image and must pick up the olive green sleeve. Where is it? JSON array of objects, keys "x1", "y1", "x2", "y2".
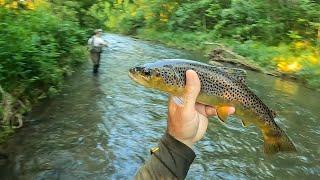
[{"x1": 135, "y1": 133, "x2": 196, "y2": 180}]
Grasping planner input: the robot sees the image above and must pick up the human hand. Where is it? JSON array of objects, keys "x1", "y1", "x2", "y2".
[{"x1": 167, "y1": 70, "x2": 235, "y2": 148}]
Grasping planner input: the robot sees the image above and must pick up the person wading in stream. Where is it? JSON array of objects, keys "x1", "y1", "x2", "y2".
[
  {"x1": 135, "y1": 70, "x2": 235, "y2": 179},
  {"x1": 88, "y1": 29, "x2": 108, "y2": 74}
]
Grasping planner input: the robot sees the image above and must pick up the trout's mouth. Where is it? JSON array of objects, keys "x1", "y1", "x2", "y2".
[{"x1": 129, "y1": 66, "x2": 153, "y2": 87}]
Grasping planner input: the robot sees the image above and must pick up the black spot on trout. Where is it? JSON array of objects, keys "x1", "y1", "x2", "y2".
[{"x1": 129, "y1": 59, "x2": 296, "y2": 154}]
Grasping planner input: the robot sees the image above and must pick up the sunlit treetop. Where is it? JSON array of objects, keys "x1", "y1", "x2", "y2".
[{"x1": 0, "y1": 0, "x2": 45, "y2": 10}]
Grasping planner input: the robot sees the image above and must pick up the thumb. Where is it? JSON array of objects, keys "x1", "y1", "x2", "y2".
[{"x1": 183, "y1": 70, "x2": 201, "y2": 111}]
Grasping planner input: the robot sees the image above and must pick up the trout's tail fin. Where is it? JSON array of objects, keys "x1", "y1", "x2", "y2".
[{"x1": 263, "y1": 129, "x2": 296, "y2": 154}]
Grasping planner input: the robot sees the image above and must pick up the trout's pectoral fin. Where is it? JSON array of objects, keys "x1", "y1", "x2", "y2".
[{"x1": 216, "y1": 107, "x2": 231, "y2": 123}]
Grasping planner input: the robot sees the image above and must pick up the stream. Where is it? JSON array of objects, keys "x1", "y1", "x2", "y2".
[{"x1": 0, "y1": 34, "x2": 319, "y2": 179}]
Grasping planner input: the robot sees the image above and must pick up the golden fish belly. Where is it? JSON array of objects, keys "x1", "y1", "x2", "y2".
[{"x1": 196, "y1": 92, "x2": 267, "y2": 127}]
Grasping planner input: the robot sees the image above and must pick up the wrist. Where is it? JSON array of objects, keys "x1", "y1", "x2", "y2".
[
  {"x1": 176, "y1": 138, "x2": 194, "y2": 148},
  {"x1": 167, "y1": 132, "x2": 194, "y2": 148}
]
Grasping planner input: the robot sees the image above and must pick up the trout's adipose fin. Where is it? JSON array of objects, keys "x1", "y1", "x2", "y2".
[{"x1": 270, "y1": 109, "x2": 277, "y2": 118}]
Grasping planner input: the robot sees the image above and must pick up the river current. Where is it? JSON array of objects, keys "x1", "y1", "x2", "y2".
[{"x1": 0, "y1": 34, "x2": 319, "y2": 179}]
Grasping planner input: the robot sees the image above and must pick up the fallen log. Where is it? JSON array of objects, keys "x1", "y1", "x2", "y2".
[{"x1": 208, "y1": 47, "x2": 264, "y2": 72}]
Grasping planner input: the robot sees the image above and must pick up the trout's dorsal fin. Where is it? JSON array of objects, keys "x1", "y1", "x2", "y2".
[
  {"x1": 218, "y1": 67, "x2": 247, "y2": 83},
  {"x1": 270, "y1": 109, "x2": 277, "y2": 118}
]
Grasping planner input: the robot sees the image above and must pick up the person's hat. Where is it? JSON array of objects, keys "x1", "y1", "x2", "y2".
[{"x1": 94, "y1": 29, "x2": 103, "y2": 33}]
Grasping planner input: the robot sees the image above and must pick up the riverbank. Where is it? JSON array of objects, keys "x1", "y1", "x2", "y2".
[
  {"x1": 0, "y1": 47, "x2": 88, "y2": 144},
  {"x1": 0, "y1": 4, "x2": 90, "y2": 143},
  {"x1": 134, "y1": 29, "x2": 320, "y2": 91}
]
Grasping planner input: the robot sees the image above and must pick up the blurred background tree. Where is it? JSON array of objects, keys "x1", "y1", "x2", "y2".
[{"x1": 98, "y1": 0, "x2": 319, "y2": 89}]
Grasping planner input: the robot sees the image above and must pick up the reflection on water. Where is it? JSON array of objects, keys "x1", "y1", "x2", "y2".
[
  {"x1": 274, "y1": 79, "x2": 298, "y2": 96},
  {"x1": 0, "y1": 34, "x2": 320, "y2": 179},
  {"x1": 274, "y1": 78, "x2": 299, "y2": 97}
]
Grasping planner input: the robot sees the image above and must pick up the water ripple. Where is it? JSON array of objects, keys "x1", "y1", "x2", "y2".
[{"x1": 1, "y1": 34, "x2": 319, "y2": 179}]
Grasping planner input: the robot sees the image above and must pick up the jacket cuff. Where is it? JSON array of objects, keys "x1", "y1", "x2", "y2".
[
  {"x1": 161, "y1": 133, "x2": 196, "y2": 163},
  {"x1": 153, "y1": 133, "x2": 196, "y2": 179}
]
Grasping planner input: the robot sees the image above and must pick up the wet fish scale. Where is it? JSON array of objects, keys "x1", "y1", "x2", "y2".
[
  {"x1": 171, "y1": 64, "x2": 273, "y2": 120},
  {"x1": 129, "y1": 59, "x2": 296, "y2": 154}
]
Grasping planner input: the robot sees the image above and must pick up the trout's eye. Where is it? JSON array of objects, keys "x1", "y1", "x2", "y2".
[
  {"x1": 130, "y1": 66, "x2": 144, "y2": 74},
  {"x1": 138, "y1": 67, "x2": 151, "y2": 77},
  {"x1": 143, "y1": 69, "x2": 151, "y2": 76},
  {"x1": 131, "y1": 66, "x2": 151, "y2": 76}
]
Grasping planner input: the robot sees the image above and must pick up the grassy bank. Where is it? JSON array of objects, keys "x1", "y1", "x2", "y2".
[{"x1": 135, "y1": 29, "x2": 320, "y2": 90}]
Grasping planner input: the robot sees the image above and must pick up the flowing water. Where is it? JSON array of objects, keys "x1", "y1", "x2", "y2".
[{"x1": 0, "y1": 34, "x2": 319, "y2": 179}]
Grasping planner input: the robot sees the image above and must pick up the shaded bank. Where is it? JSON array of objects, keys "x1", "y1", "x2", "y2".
[{"x1": 0, "y1": 3, "x2": 89, "y2": 142}]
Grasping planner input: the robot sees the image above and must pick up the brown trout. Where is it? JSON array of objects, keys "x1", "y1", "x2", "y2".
[{"x1": 128, "y1": 59, "x2": 296, "y2": 154}]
